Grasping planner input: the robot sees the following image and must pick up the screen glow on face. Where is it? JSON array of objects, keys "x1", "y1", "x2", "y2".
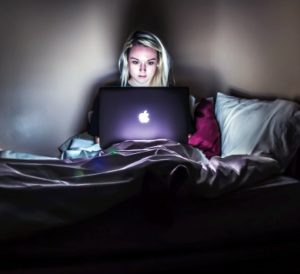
[
  {"x1": 128, "y1": 44, "x2": 158, "y2": 87},
  {"x1": 138, "y1": 110, "x2": 150, "y2": 123}
]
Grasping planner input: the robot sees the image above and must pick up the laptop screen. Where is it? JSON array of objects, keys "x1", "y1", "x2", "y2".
[{"x1": 98, "y1": 87, "x2": 191, "y2": 149}]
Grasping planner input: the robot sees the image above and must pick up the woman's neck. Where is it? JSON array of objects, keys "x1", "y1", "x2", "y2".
[{"x1": 128, "y1": 78, "x2": 151, "y2": 87}]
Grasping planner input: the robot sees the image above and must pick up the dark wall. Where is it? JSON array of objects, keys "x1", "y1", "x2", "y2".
[
  {"x1": 0, "y1": 0, "x2": 299, "y2": 156},
  {"x1": 212, "y1": 0, "x2": 300, "y2": 99}
]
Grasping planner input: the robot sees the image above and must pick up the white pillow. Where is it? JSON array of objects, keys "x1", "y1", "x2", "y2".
[{"x1": 215, "y1": 92, "x2": 300, "y2": 170}]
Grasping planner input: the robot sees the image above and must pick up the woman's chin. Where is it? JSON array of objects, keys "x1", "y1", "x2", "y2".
[{"x1": 129, "y1": 78, "x2": 150, "y2": 87}]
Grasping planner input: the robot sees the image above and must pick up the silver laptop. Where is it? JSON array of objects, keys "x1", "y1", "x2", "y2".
[{"x1": 98, "y1": 86, "x2": 191, "y2": 149}]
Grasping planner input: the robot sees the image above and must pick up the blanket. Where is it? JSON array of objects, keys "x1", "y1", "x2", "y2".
[{"x1": 0, "y1": 140, "x2": 280, "y2": 241}]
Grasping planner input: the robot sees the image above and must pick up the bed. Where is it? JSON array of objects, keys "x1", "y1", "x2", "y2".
[{"x1": 0, "y1": 91, "x2": 300, "y2": 273}]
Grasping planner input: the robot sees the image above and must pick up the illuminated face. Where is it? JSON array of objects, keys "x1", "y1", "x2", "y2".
[{"x1": 128, "y1": 44, "x2": 158, "y2": 86}]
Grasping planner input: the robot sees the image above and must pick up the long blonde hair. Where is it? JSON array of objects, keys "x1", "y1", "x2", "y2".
[{"x1": 118, "y1": 30, "x2": 172, "y2": 87}]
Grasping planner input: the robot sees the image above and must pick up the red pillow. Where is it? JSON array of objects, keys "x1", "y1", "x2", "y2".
[{"x1": 188, "y1": 98, "x2": 221, "y2": 159}]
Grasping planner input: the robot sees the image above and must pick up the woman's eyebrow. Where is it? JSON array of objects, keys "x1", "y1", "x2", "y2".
[{"x1": 129, "y1": 57, "x2": 157, "y2": 61}]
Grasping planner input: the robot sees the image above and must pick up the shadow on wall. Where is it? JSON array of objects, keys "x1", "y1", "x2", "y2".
[
  {"x1": 120, "y1": 0, "x2": 169, "y2": 44},
  {"x1": 77, "y1": 72, "x2": 121, "y2": 129},
  {"x1": 174, "y1": 65, "x2": 223, "y2": 99},
  {"x1": 228, "y1": 87, "x2": 300, "y2": 105}
]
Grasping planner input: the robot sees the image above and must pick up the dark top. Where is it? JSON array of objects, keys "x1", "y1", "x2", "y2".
[{"x1": 88, "y1": 96, "x2": 100, "y2": 136}]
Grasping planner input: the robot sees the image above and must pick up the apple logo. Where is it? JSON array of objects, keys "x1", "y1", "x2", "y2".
[{"x1": 138, "y1": 110, "x2": 150, "y2": 124}]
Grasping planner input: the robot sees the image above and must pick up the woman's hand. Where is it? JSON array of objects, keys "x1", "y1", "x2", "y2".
[{"x1": 95, "y1": 136, "x2": 100, "y2": 144}]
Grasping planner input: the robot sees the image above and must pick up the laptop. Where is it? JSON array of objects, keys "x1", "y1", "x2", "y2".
[{"x1": 98, "y1": 86, "x2": 191, "y2": 149}]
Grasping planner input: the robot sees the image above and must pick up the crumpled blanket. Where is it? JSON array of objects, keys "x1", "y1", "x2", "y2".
[{"x1": 0, "y1": 140, "x2": 280, "y2": 241}]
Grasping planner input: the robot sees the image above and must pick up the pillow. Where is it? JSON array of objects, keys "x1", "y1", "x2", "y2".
[
  {"x1": 215, "y1": 92, "x2": 300, "y2": 170},
  {"x1": 188, "y1": 98, "x2": 221, "y2": 159}
]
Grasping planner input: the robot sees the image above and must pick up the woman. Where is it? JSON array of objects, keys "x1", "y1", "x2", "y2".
[
  {"x1": 118, "y1": 30, "x2": 172, "y2": 87},
  {"x1": 88, "y1": 30, "x2": 173, "y2": 143}
]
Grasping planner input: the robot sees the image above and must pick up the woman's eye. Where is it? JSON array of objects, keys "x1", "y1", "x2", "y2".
[
  {"x1": 148, "y1": 61, "x2": 156, "y2": 66},
  {"x1": 131, "y1": 60, "x2": 139, "y2": 65}
]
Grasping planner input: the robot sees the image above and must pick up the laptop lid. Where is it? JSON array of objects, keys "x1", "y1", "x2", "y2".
[{"x1": 98, "y1": 86, "x2": 191, "y2": 149}]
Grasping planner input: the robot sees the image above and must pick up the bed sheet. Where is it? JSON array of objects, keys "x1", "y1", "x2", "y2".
[{"x1": 0, "y1": 139, "x2": 281, "y2": 241}]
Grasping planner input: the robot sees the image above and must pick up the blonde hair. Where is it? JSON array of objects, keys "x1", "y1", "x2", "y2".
[{"x1": 118, "y1": 30, "x2": 172, "y2": 87}]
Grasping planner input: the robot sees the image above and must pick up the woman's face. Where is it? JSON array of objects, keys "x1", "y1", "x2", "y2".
[{"x1": 128, "y1": 44, "x2": 158, "y2": 86}]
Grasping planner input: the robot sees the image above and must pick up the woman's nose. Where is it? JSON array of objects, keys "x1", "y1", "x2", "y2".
[{"x1": 139, "y1": 63, "x2": 146, "y2": 71}]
